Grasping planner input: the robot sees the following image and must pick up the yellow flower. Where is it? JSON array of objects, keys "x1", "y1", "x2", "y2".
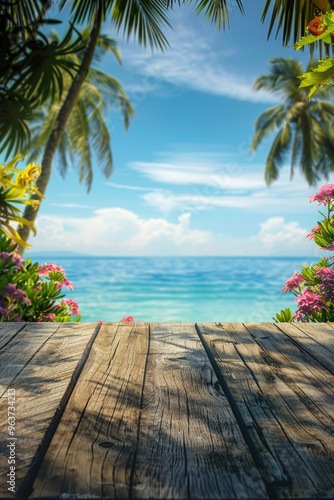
[
  {"x1": 31, "y1": 199, "x2": 40, "y2": 210},
  {"x1": 16, "y1": 164, "x2": 41, "y2": 188}
]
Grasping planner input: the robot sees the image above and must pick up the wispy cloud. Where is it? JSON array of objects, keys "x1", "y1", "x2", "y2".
[
  {"x1": 105, "y1": 182, "x2": 155, "y2": 192},
  {"x1": 50, "y1": 203, "x2": 94, "y2": 209},
  {"x1": 128, "y1": 151, "x2": 317, "y2": 213},
  {"x1": 130, "y1": 157, "x2": 265, "y2": 189},
  {"x1": 121, "y1": 18, "x2": 277, "y2": 104}
]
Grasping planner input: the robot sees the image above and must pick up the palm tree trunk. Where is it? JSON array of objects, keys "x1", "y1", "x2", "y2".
[{"x1": 17, "y1": 3, "x2": 103, "y2": 255}]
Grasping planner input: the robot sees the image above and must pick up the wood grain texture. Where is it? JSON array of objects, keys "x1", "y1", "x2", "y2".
[
  {"x1": 0, "y1": 323, "x2": 24, "y2": 351},
  {"x1": 31, "y1": 322, "x2": 149, "y2": 500},
  {"x1": 277, "y1": 322, "x2": 334, "y2": 374},
  {"x1": 133, "y1": 322, "x2": 268, "y2": 500},
  {"x1": 0, "y1": 322, "x2": 98, "y2": 499},
  {"x1": 197, "y1": 322, "x2": 334, "y2": 499}
]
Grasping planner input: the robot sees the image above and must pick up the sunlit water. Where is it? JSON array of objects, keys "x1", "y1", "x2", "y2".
[{"x1": 29, "y1": 256, "x2": 314, "y2": 322}]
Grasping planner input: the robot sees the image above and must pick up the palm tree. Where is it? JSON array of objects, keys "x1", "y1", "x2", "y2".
[
  {"x1": 16, "y1": 0, "x2": 246, "y2": 252},
  {"x1": 16, "y1": 29, "x2": 133, "y2": 249},
  {"x1": 251, "y1": 57, "x2": 334, "y2": 186},
  {"x1": 24, "y1": 31, "x2": 133, "y2": 192}
]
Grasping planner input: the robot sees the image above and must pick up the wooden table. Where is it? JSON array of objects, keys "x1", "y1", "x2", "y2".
[{"x1": 0, "y1": 322, "x2": 334, "y2": 499}]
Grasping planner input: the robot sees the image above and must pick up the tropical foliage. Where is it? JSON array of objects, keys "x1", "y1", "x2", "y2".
[
  {"x1": 0, "y1": 156, "x2": 81, "y2": 322},
  {"x1": 275, "y1": 184, "x2": 334, "y2": 322},
  {"x1": 0, "y1": 233, "x2": 81, "y2": 322},
  {"x1": 0, "y1": 155, "x2": 44, "y2": 248},
  {"x1": 294, "y1": 11, "x2": 334, "y2": 97},
  {"x1": 23, "y1": 30, "x2": 134, "y2": 192},
  {"x1": 1, "y1": 0, "x2": 246, "y2": 160},
  {"x1": 0, "y1": 2, "x2": 84, "y2": 158},
  {"x1": 251, "y1": 58, "x2": 334, "y2": 186},
  {"x1": 262, "y1": 0, "x2": 334, "y2": 51}
]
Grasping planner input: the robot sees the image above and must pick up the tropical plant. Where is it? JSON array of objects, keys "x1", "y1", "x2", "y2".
[
  {"x1": 0, "y1": 155, "x2": 44, "y2": 248},
  {"x1": 1, "y1": 1, "x2": 246, "y2": 160},
  {"x1": 16, "y1": 30, "x2": 134, "y2": 249},
  {"x1": 251, "y1": 57, "x2": 334, "y2": 186},
  {"x1": 293, "y1": 10, "x2": 334, "y2": 98},
  {"x1": 0, "y1": 233, "x2": 81, "y2": 322},
  {"x1": 16, "y1": 0, "x2": 246, "y2": 252},
  {"x1": 23, "y1": 30, "x2": 134, "y2": 192},
  {"x1": 275, "y1": 184, "x2": 334, "y2": 322},
  {"x1": 262, "y1": 0, "x2": 334, "y2": 51},
  {"x1": 0, "y1": 2, "x2": 84, "y2": 158}
]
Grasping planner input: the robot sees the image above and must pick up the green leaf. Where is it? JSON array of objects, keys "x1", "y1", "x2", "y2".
[
  {"x1": 295, "y1": 22, "x2": 334, "y2": 50},
  {"x1": 298, "y1": 58, "x2": 334, "y2": 98},
  {"x1": 273, "y1": 308, "x2": 294, "y2": 322}
]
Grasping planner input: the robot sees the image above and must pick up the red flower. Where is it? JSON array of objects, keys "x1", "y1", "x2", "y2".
[{"x1": 307, "y1": 16, "x2": 327, "y2": 36}]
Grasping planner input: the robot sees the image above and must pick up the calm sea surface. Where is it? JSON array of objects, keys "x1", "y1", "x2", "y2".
[{"x1": 30, "y1": 256, "x2": 315, "y2": 322}]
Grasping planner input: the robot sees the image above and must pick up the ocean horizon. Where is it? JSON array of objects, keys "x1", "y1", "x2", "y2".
[{"x1": 27, "y1": 255, "x2": 315, "y2": 323}]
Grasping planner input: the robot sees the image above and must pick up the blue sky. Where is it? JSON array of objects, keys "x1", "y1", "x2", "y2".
[{"x1": 25, "y1": 2, "x2": 333, "y2": 257}]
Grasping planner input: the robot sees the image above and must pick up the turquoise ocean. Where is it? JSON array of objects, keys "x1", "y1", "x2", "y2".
[{"x1": 30, "y1": 256, "x2": 315, "y2": 322}]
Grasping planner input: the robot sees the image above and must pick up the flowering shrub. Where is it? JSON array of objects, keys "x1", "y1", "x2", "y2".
[
  {"x1": 0, "y1": 232, "x2": 81, "y2": 322},
  {"x1": 275, "y1": 184, "x2": 334, "y2": 322},
  {"x1": 0, "y1": 155, "x2": 81, "y2": 322}
]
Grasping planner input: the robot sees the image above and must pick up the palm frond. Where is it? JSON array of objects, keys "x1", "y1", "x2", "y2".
[
  {"x1": 253, "y1": 58, "x2": 305, "y2": 101},
  {"x1": 264, "y1": 128, "x2": 292, "y2": 185},
  {"x1": 251, "y1": 105, "x2": 286, "y2": 151},
  {"x1": 261, "y1": 0, "x2": 331, "y2": 54},
  {"x1": 290, "y1": 129, "x2": 302, "y2": 179},
  {"x1": 64, "y1": 0, "x2": 170, "y2": 50},
  {"x1": 166, "y1": 0, "x2": 244, "y2": 28},
  {"x1": 191, "y1": 0, "x2": 244, "y2": 29},
  {"x1": 0, "y1": 96, "x2": 33, "y2": 159},
  {"x1": 88, "y1": 106, "x2": 113, "y2": 180}
]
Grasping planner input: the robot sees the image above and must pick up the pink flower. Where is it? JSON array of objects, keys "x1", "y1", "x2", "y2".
[
  {"x1": 56, "y1": 276, "x2": 74, "y2": 290},
  {"x1": 61, "y1": 299, "x2": 80, "y2": 316},
  {"x1": 37, "y1": 263, "x2": 65, "y2": 276},
  {"x1": 120, "y1": 315, "x2": 134, "y2": 323},
  {"x1": 325, "y1": 243, "x2": 334, "y2": 251},
  {"x1": 306, "y1": 225, "x2": 321, "y2": 240},
  {"x1": 294, "y1": 289, "x2": 328, "y2": 317},
  {"x1": 282, "y1": 273, "x2": 304, "y2": 292},
  {"x1": 37, "y1": 313, "x2": 56, "y2": 322},
  {"x1": 309, "y1": 184, "x2": 334, "y2": 206},
  {"x1": 293, "y1": 310, "x2": 308, "y2": 322},
  {"x1": 98, "y1": 320, "x2": 103, "y2": 325},
  {"x1": 316, "y1": 267, "x2": 334, "y2": 301}
]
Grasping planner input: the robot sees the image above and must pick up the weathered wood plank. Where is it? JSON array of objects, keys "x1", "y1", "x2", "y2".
[
  {"x1": 133, "y1": 322, "x2": 268, "y2": 500},
  {"x1": 30, "y1": 322, "x2": 149, "y2": 500},
  {"x1": 197, "y1": 322, "x2": 334, "y2": 499},
  {"x1": 0, "y1": 323, "x2": 25, "y2": 351},
  {"x1": 0, "y1": 323, "x2": 60, "y2": 393},
  {"x1": 0, "y1": 322, "x2": 98, "y2": 499},
  {"x1": 277, "y1": 322, "x2": 334, "y2": 374}
]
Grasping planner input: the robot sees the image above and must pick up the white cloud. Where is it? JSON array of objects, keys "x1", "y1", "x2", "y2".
[
  {"x1": 30, "y1": 209, "x2": 211, "y2": 256},
  {"x1": 29, "y1": 208, "x2": 314, "y2": 257},
  {"x1": 105, "y1": 182, "x2": 154, "y2": 192},
  {"x1": 50, "y1": 203, "x2": 94, "y2": 209},
  {"x1": 130, "y1": 151, "x2": 265, "y2": 188},
  {"x1": 257, "y1": 217, "x2": 309, "y2": 253},
  {"x1": 141, "y1": 185, "x2": 311, "y2": 213},
  {"x1": 128, "y1": 152, "x2": 318, "y2": 213},
  {"x1": 121, "y1": 18, "x2": 277, "y2": 103}
]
